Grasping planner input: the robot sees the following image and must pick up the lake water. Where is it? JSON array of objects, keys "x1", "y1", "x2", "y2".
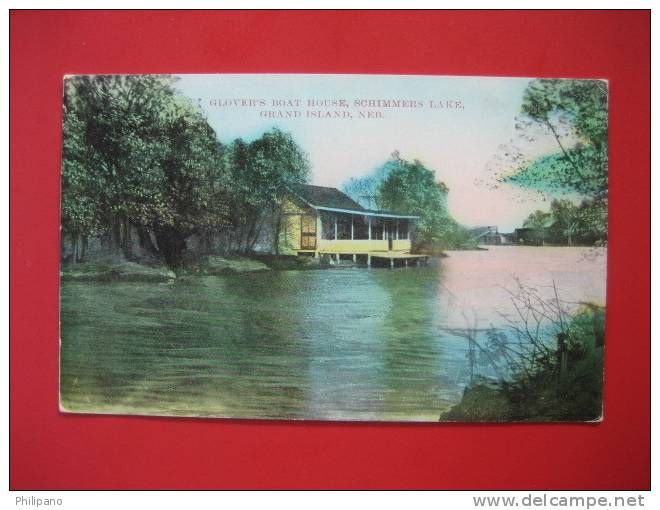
[{"x1": 60, "y1": 246, "x2": 607, "y2": 421}]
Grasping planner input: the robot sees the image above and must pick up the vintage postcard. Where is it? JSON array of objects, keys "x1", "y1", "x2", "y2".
[{"x1": 60, "y1": 74, "x2": 607, "y2": 421}]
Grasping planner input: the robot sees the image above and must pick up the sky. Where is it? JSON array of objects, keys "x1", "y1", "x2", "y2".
[{"x1": 175, "y1": 74, "x2": 565, "y2": 232}]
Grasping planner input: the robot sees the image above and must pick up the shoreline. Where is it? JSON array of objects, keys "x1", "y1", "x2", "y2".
[{"x1": 61, "y1": 244, "x2": 606, "y2": 283}]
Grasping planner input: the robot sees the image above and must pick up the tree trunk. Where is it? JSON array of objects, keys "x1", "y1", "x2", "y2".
[
  {"x1": 137, "y1": 225, "x2": 161, "y2": 259},
  {"x1": 81, "y1": 234, "x2": 88, "y2": 261},
  {"x1": 248, "y1": 219, "x2": 263, "y2": 253},
  {"x1": 154, "y1": 225, "x2": 187, "y2": 268},
  {"x1": 109, "y1": 217, "x2": 123, "y2": 257},
  {"x1": 201, "y1": 229, "x2": 213, "y2": 255},
  {"x1": 120, "y1": 214, "x2": 134, "y2": 261},
  {"x1": 71, "y1": 234, "x2": 79, "y2": 264},
  {"x1": 244, "y1": 219, "x2": 257, "y2": 254},
  {"x1": 272, "y1": 207, "x2": 282, "y2": 255}
]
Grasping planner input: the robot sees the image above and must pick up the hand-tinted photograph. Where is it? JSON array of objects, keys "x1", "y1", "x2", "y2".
[{"x1": 60, "y1": 74, "x2": 607, "y2": 422}]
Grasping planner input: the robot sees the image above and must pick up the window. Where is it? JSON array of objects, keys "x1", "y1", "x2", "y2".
[
  {"x1": 337, "y1": 214, "x2": 352, "y2": 240},
  {"x1": 384, "y1": 219, "x2": 396, "y2": 239},
  {"x1": 371, "y1": 218, "x2": 384, "y2": 240},
  {"x1": 321, "y1": 212, "x2": 336, "y2": 240},
  {"x1": 353, "y1": 215, "x2": 369, "y2": 239},
  {"x1": 397, "y1": 220, "x2": 409, "y2": 240}
]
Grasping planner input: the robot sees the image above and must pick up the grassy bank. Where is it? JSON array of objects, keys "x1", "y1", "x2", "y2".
[
  {"x1": 60, "y1": 259, "x2": 176, "y2": 283},
  {"x1": 179, "y1": 254, "x2": 271, "y2": 276},
  {"x1": 249, "y1": 253, "x2": 323, "y2": 270},
  {"x1": 60, "y1": 253, "x2": 329, "y2": 282},
  {"x1": 441, "y1": 306, "x2": 605, "y2": 422}
]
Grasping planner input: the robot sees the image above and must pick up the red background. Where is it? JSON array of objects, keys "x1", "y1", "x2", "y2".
[{"x1": 10, "y1": 10, "x2": 650, "y2": 490}]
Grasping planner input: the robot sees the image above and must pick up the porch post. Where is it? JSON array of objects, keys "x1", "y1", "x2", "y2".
[
  {"x1": 368, "y1": 217, "x2": 372, "y2": 240},
  {"x1": 316, "y1": 213, "x2": 322, "y2": 257},
  {"x1": 334, "y1": 215, "x2": 338, "y2": 240},
  {"x1": 351, "y1": 215, "x2": 354, "y2": 240},
  {"x1": 396, "y1": 221, "x2": 399, "y2": 240}
]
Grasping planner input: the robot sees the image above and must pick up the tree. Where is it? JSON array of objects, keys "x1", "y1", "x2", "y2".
[
  {"x1": 227, "y1": 128, "x2": 309, "y2": 253},
  {"x1": 504, "y1": 79, "x2": 608, "y2": 201},
  {"x1": 549, "y1": 199, "x2": 578, "y2": 245},
  {"x1": 342, "y1": 158, "x2": 398, "y2": 209},
  {"x1": 485, "y1": 79, "x2": 608, "y2": 246},
  {"x1": 64, "y1": 75, "x2": 175, "y2": 258},
  {"x1": 523, "y1": 210, "x2": 552, "y2": 245},
  {"x1": 62, "y1": 75, "x2": 231, "y2": 266},
  {"x1": 61, "y1": 111, "x2": 103, "y2": 262},
  {"x1": 151, "y1": 97, "x2": 230, "y2": 266},
  {"x1": 374, "y1": 157, "x2": 468, "y2": 249},
  {"x1": 573, "y1": 200, "x2": 607, "y2": 246}
]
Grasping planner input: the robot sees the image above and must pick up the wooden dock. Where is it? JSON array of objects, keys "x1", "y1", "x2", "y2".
[
  {"x1": 369, "y1": 252, "x2": 429, "y2": 268},
  {"x1": 321, "y1": 251, "x2": 429, "y2": 268}
]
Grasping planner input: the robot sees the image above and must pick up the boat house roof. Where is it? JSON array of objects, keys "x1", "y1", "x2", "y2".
[
  {"x1": 294, "y1": 184, "x2": 365, "y2": 211},
  {"x1": 290, "y1": 184, "x2": 419, "y2": 220}
]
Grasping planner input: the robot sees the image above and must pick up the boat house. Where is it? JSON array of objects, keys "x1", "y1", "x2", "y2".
[{"x1": 278, "y1": 184, "x2": 427, "y2": 267}]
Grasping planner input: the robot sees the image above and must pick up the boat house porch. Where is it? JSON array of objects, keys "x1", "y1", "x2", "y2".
[{"x1": 281, "y1": 185, "x2": 428, "y2": 267}]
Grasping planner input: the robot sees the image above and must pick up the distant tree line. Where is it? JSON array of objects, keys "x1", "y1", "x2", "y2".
[
  {"x1": 521, "y1": 199, "x2": 607, "y2": 246},
  {"x1": 62, "y1": 75, "x2": 309, "y2": 267}
]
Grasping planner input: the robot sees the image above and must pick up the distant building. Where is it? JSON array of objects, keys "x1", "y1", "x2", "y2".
[
  {"x1": 470, "y1": 226, "x2": 512, "y2": 245},
  {"x1": 514, "y1": 227, "x2": 556, "y2": 245},
  {"x1": 515, "y1": 218, "x2": 558, "y2": 245}
]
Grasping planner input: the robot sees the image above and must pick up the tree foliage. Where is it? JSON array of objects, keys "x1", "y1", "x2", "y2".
[
  {"x1": 504, "y1": 79, "x2": 608, "y2": 201},
  {"x1": 62, "y1": 75, "x2": 229, "y2": 266},
  {"x1": 227, "y1": 128, "x2": 310, "y2": 253},
  {"x1": 521, "y1": 199, "x2": 607, "y2": 246},
  {"x1": 342, "y1": 161, "x2": 397, "y2": 209},
  {"x1": 62, "y1": 76, "x2": 310, "y2": 265},
  {"x1": 372, "y1": 157, "x2": 470, "y2": 249}
]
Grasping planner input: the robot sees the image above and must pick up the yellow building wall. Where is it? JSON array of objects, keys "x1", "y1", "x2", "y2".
[
  {"x1": 318, "y1": 238, "x2": 411, "y2": 254},
  {"x1": 278, "y1": 197, "x2": 310, "y2": 255},
  {"x1": 392, "y1": 239, "x2": 411, "y2": 251}
]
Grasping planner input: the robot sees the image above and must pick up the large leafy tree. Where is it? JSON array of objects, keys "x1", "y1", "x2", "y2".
[
  {"x1": 227, "y1": 128, "x2": 309, "y2": 253},
  {"x1": 230, "y1": 128, "x2": 309, "y2": 252},
  {"x1": 374, "y1": 157, "x2": 468, "y2": 248},
  {"x1": 61, "y1": 111, "x2": 104, "y2": 261},
  {"x1": 62, "y1": 75, "x2": 229, "y2": 266},
  {"x1": 152, "y1": 97, "x2": 229, "y2": 265}
]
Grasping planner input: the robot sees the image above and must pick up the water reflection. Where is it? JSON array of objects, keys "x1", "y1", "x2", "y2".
[{"x1": 370, "y1": 267, "x2": 453, "y2": 419}]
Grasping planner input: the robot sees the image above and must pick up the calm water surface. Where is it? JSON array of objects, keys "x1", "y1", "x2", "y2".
[{"x1": 60, "y1": 246, "x2": 606, "y2": 421}]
